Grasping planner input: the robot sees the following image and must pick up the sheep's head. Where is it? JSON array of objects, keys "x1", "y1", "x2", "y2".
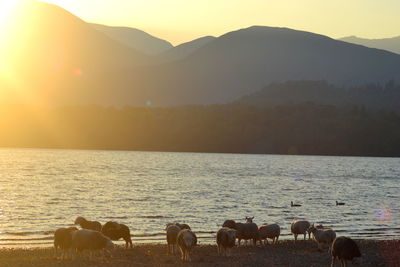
[
  {"x1": 74, "y1": 216, "x2": 86, "y2": 225},
  {"x1": 308, "y1": 224, "x2": 317, "y2": 234},
  {"x1": 177, "y1": 223, "x2": 191, "y2": 230},
  {"x1": 245, "y1": 216, "x2": 254, "y2": 223}
]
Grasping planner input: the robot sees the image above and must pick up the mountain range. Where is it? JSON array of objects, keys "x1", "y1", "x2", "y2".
[
  {"x1": 1, "y1": 1, "x2": 400, "y2": 107},
  {"x1": 340, "y1": 36, "x2": 400, "y2": 55}
]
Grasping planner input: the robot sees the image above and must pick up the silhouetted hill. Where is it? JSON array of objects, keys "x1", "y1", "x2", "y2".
[
  {"x1": 91, "y1": 23, "x2": 173, "y2": 55},
  {"x1": 340, "y1": 36, "x2": 400, "y2": 55},
  {"x1": 135, "y1": 26, "x2": 400, "y2": 105},
  {"x1": 236, "y1": 80, "x2": 400, "y2": 112},
  {"x1": 3, "y1": 2, "x2": 400, "y2": 107},
  {"x1": 157, "y1": 36, "x2": 216, "y2": 62},
  {"x1": 0, "y1": 1, "x2": 149, "y2": 105}
]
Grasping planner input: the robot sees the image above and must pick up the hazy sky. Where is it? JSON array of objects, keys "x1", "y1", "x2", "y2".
[{"x1": 40, "y1": 0, "x2": 400, "y2": 45}]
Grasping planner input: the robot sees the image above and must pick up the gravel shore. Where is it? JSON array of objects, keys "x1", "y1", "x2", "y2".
[{"x1": 0, "y1": 239, "x2": 399, "y2": 267}]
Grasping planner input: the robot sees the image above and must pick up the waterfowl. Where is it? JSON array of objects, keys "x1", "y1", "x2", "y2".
[
  {"x1": 336, "y1": 201, "x2": 345, "y2": 206},
  {"x1": 291, "y1": 201, "x2": 302, "y2": 207}
]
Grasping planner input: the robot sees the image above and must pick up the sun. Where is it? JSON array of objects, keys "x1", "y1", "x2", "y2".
[{"x1": 0, "y1": 1, "x2": 20, "y2": 25}]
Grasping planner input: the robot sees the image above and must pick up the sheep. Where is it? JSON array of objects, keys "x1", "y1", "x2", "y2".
[
  {"x1": 216, "y1": 227, "x2": 236, "y2": 256},
  {"x1": 259, "y1": 223, "x2": 280, "y2": 245},
  {"x1": 331, "y1": 236, "x2": 361, "y2": 267},
  {"x1": 177, "y1": 229, "x2": 197, "y2": 262},
  {"x1": 166, "y1": 224, "x2": 181, "y2": 255},
  {"x1": 308, "y1": 224, "x2": 336, "y2": 251},
  {"x1": 236, "y1": 217, "x2": 260, "y2": 246},
  {"x1": 101, "y1": 221, "x2": 133, "y2": 249},
  {"x1": 166, "y1": 222, "x2": 191, "y2": 230},
  {"x1": 74, "y1": 216, "x2": 102, "y2": 232},
  {"x1": 336, "y1": 201, "x2": 345, "y2": 206},
  {"x1": 53, "y1": 226, "x2": 78, "y2": 260},
  {"x1": 291, "y1": 220, "x2": 311, "y2": 242},
  {"x1": 71, "y1": 229, "x2": 114, "y2": 260},
  {"x1": 222, "y1": 220, "x2": 236, "y2": 229},
  {"x1": 307, "y1": 224, "x2": 329, "y2": 239}
]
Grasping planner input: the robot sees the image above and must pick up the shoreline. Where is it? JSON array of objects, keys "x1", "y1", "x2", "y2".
[{"x1": 0, "y1": 239, "x2": 399, "y2": 266}]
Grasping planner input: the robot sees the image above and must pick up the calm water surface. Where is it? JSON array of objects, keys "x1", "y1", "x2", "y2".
[{"x1": 0, "y1": 148, "x2": 399, "y2": 247}]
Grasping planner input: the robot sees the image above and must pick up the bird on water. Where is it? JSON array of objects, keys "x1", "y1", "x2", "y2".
[{"x1": 291, "y1": 201, "x2": 302, "y2": 207}]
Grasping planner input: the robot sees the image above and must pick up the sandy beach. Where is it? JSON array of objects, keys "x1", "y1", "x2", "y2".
[{"x1": 0, "y1": 240, "x2": 399, "y2": 267}]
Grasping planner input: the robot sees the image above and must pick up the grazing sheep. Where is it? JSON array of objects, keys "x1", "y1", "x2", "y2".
[
  {"x1": 259, "y1": 224, "x2": 280, "y2": 245},
  {"x1": 222, "y1": 220, "x2": 236, "y2": 229},
  {"x1": 177, "y1": 229, "x2": 197, "y2": 262},
  {"x1": 166, "y1": 224, "x2": 181, "y2": 255},
  {"x1": 291, "y1": 220, "x2": 311, "y2": 242},
  {"x1": 74, "y1": 216, "x2": 102, "y2": 232},
  {"x1": 236, "y1": 217, "x2": 260, "y2": 246},
  {"x1": 307, "y1": 224, "x2": 329, "y2": 239},
  {"x1": 308, "y1": 224, "x2": 336, "y2": 251},
  {"x1": 101, "y1": 221, "x2": 133, "y2": 249},
  {"x1": 216, "y1": 227, "x2": 236, "y2": 256},
  {"x1": 54, "y1": 227, "x2": 78, "y2": 260},
  {"x1": 166, "y1": 222, "x2": 191, "y2": 230},
  {"x1": 331, "y1": 237, "x2": 361, "y2": 267},
  {"x1": 71, "y1": 229, "x2": 114, "y2": 259}
]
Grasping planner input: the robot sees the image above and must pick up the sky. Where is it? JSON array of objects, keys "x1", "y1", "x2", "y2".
[{"x1": 21, "y1": 0, "x2": 400, "y2": 45}]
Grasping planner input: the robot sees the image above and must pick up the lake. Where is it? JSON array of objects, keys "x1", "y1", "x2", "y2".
[{"x1": 0, "y1": 148, "x2": 399, "y2": 247}]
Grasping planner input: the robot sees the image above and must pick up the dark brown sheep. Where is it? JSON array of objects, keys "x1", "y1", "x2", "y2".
[
  {"x1": 54, "y1": 226, "x2": 78, "y2": 260},
  {"x1": 222, "y1": 220, "x2": 236, "y2": 229},
  {"x1": 74, "y1": 216, "x2": 102, "y2": 232},
  {"x1": 101, "y1": 221, "x2": 133, "y2": 249},
  {"x1": 177, "y1": 229, "x2": 197, "y2": 262},
  {"x1": 331, "y1": 236, "x2": 361, "y2": 267},
  {"x1": 216, "y1": 227, "x2": 236, "y2": 256}
]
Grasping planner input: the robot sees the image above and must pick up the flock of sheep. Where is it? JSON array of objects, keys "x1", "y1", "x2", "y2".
[{"x1": 53, "y1": 216, "x2": 361, "y2": 267}]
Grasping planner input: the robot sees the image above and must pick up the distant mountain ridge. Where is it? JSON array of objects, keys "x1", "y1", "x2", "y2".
[
  {"x1": 91, "y1": 23, "x2": 173, "y2": 55},
  {"x1": 340, "y1": 35, "x2": 400, "y2": 55},
  {"x1": 2, "y1": 2, "x2": 400, "y2": 107},
  {"x1": 157, "y1": 36, "x2": 216, "y2": 62}
]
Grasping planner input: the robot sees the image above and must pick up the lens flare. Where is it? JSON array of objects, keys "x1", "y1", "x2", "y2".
[{"x1": 375, "y1": 207, "x2": 392, "y2": 221}]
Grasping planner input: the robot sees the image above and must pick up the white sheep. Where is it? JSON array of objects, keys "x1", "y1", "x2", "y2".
[
  {"x1": 259, "y1": 223, "x2": 280, "y2": 245},
  {"x1": 71, "y1": 229, "x2": 114, "y2": 259},
  {"x1": 54, "y1": 227, "x2": 78, "y2": 260},
  {"x1": 308, "y1": 224, "x2": 336, "y2": 251},
  {"x1": 291, "y1": 220, "x2": 311, "y2": 242},
  {"x1": 177, "y1": 229, "x2": 197, "y2": 262},
  {"x1": 166, "y1": 224, "x2": 181, "y2": 255}
]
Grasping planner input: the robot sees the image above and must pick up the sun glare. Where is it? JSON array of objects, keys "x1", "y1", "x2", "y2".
[{"x1": 0, "y1": 0, "x2": 20, "y2": 25}]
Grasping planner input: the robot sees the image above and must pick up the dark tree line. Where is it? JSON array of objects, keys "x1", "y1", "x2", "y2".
[{"x1": 1, "y1": 102, "x2": 400, "y2": 157}]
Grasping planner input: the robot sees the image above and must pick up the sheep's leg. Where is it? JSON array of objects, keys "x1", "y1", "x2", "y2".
[
  {"x1": 294, "y1": 234, "x2": 298, "y2": 243},
  {"x1": 341, "y1": 259, "x2": 346, "y2": 267},
  {"x1": 237, "y1": 238, "x2": 241, "y2": 247},
  {"x1": 187, "y1": 250, "x2": 191, "y2": 262},
  {"x1": 331, "y1": 256, "x2": 336, "y2": 267},
  {"x1": 180, "y1": 247, "x2": 184, "y2": 261},
  {"x1": 303, "y1": 233, "x2": 307, "y2": 241}
]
